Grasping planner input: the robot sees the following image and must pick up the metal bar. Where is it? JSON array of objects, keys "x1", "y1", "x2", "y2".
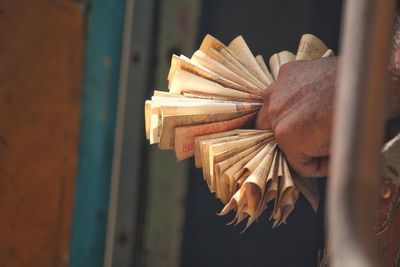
[
  {"x1": 103, "y1": 0, "x2": 136, "y2": 266},
  {"x1": 327, "y1": 0, "x2": 395, "y2": 266},
  {"x1": 102, "y1": 0, "x2": 157, "y2": 266},
  {"x1": 140, "y1": 1, "x2": 202, "y2": 266}
]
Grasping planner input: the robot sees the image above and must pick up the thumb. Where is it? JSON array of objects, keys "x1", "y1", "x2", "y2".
[
  {"x1": 255, "y1": 102, "x2": 272, "y2": 130},
  {"x1": 292, "y1": 156, "x2": 330, "y2": 178}
]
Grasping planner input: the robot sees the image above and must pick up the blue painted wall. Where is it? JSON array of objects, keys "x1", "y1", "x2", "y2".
[{"x1": 70, "y1": 0, "x2": 125, "y2": 266}]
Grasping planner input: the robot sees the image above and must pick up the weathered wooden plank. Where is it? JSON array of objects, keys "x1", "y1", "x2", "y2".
[
  {"x1": 69, "y1": 0, "x2": 126, "y2": 266},
  {"x1": 0, "y1": 1, "x2": 84, "y2": 266},
  {"x1": 103, "y1": 0, "x2": 157, "y2": 266},
  {"x1": 104, "y1": 0, "x2": 201, "y2": 266},
  {"x1": 142, "y1": 1, "x2": 202, "y2": 267}
]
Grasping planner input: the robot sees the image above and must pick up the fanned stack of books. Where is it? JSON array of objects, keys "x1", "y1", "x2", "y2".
[{"x1": 145, "y1": 33, "x2": 333, "y2": 229}]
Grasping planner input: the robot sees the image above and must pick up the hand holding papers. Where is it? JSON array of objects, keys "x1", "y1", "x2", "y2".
[{"x1": 145, "y1": 33, "x2": 332, "y2": 229}]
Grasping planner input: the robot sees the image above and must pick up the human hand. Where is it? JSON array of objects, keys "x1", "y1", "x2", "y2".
[{"x1": 256, "y1": 57, "x2": 338, "y2": 177}]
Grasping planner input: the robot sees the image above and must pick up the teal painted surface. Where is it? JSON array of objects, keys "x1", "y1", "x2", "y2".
[{"x1": 70, "y1": 0, "x2": 125, "y2": 266}]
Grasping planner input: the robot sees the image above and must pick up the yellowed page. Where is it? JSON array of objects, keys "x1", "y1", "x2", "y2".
[
  {"x1": 159, "y1": 110, "x2": 253, "y2": 150},
  {"x1": 169, "y1": 69, "x2": 263, "y2": 102},
  {"x1": 191, "y1": 50, "x2": 262, "y2": 93},
  {"x1": 174, "y1": 112, "x2": 257, "y2": 161},
  {"x1": 216, "y1": 48, "x2": 266, "y2": 90},
  {"x1": 218, "y1": 190, "x2": 241, "y2": 216},
  {"x1": 296, "y1": 33, "x2": 328, "y2": 60},
  {"x1": 216, "y1": 143, "x2": 266, "y2": 204},
  {"x1": 200, "y1": 135, "x2": 243, "y2": 191},
  {"x1": 240, "y1": 144, "x2": 277, "y2": 218},
  {"x1": 322, "y1": 49, "x2": 334, "y2": 58},
  {"x1": 271, "y1": 157, "x2": 296, "y2": 227},
  {"x1": 152, "y1": 94, "x2": 236, "y2": 104},
  {"x1": 159, "y1": 101, "x2": 261, "y2": 116},
  {"x1": 214, "y1": 140, "x2": 265, "y2": 179},
  {"x1": 181, "y1": 91, "x2": 263, "y2": 102},
  {"x1": 255, "y1": 55, "x2": 275, "y2": 84},
  {"x1": 271, "y1": 186, "x2": 299, "y2": 228},
  {"x1": 153, "y1": 90, "x2": 183, "y2": 97},
  {"x1": 194, "y1": 130, "x2": 240, "y2": 168},
  {"x1": 222, "y1": 188, "x2": 252, "y2": 227},
  {"x1": 199, "y1": 34, "x2": 226, "y2": 53},
  {"x1": 228, "y1": 35, "x2": 272, "y2": 86},
  {"x1": 144, "y1": 100, "x2": 151, "y2": 140},
  {"x1": 149, "y1": 104, "x2": 161, "y2": 144},
  {"x1": 208, "y1": 47, "x2": 261, "y2": 88},
  {"x1": 209, "y1": 132, "x2": 271, "y2": 195},
  {"x1": 224, "y1": 146, "x2": 265, "y2": 199},
  {"x1": 199, "y1": 35, "x2": 265, "y2": 90},
  {"x1": 169, "y1": 55, "x2": 259, "y2": 96},
  {"x1": 233, "y1": 142, "x2": 277, "y2": 183},
  {"x1": 152, "y1": 95, "x2": 225, "y2": 104},
  {"x1": 194, "y1": 129, "x2": 262, "y2": 168},
  {"x1": 199, "y1": 130, "x2": 265, "y2": 191},
  {"x1": 211, "y1": 131, "x2": 272, "y2": 163},
  {"x1": 182, "y1": 92, "x2": 232, "y2": 101},
  {"x1": 280, "y1": 188, "x2": 299, "y2": 226},
  {"x1": 269, "y1": 51, "x2": 296, "y2": 80},
  {"x1": 279, "y1": 158, "x2": 295, "y2": 206},
  {"x1": 154, "y1": 96, "x2": 253, "y2": 144},
  {"x1": 246, "y1": 150, "x2": 280, "y2": 227},
  {"x1": 264, "y1": 150, "x2": 280, "y2": 203}
]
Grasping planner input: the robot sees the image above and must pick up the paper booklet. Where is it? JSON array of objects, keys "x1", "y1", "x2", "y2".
[{"x1": 145, "y1": 33, "x2": 333, "y2": 230}]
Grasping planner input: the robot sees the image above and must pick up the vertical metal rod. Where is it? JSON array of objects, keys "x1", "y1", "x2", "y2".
[
  {"x1": 104, "y1": 0, "x2": 135, "y2": 266},
  {"x1": 328, "y1": 0, "x2": 395, "y2": 266}
]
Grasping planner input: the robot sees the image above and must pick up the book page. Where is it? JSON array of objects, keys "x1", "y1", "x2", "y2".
[
  {"x1": 145, "y1": 100, "x2": 151, "y2": 140},
  {"x1": 169, "y1": 69, "x2": 264, "y2": 102},
  {"x1": 228, "y1": 35, "x2": 272, "y2": 86},
  {"x1": 256, "y1": 55, "x2": 275, "y2": 83},
  {"x1": 160, "y1": 101, "x2": 261, "y2": 116},
  {"x1": 240, "y1": 144, "x2": 277, "y2": 217},
  {"x1": 194, "y1": 130, "x2": 240, "y2": 167},
  {"x1": 296, "y1": 33, "x2": 328, "y2": 60},
  {"x1": 168, "y1": 54, "x2": 258, "y2": 95},
  {"x1": 269, "y1": 51, "x2": 295, "y2": 80},
  {"x1": 191, "y1": 50, "x2": 262, "y2": 93},
  {"x1": 199, "y1": 34, "x2": 265, "y2": 90},
  {"x1": 174, "y1": 112, "x2": 257, "y2": 161},
  {"x1": 209, "y1": 132, "x2": 271, "y2": 193},
  {"x1": 160, "y1": 110, "x2": 252, "y2": 149},
  {"x1": 216, "y1": 143, "x2": 266, "y2": 203}
]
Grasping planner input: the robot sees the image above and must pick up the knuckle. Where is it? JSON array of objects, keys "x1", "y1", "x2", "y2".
[
  {"x1": 267, "y1": 101, "x2": 279, "y2": 125},
  {"x1": 264, "y1": 84, "x2": 275, "y2": 99},
  {"x1": 283, "y1": 153, "x2": 304, "y2": 175},
  {"x1": 255, "y1": 106, "x2": 269, "y2": 129},
  {"x1": 279, "y1": 62, "x2": 291, "y2": 74},
  {"x1": 286, "y1": 156, "x2": 310, "y2": 177},
  {"x1": 273, "y1": 123, "x2": 288, "y2": 146},
  {"x1": 279, "y1": 60, "x2": 298, "y2": 74}
]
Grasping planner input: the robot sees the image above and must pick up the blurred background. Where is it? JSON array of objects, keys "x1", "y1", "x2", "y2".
[{"x1": 0, "y1": 0, "x2": 342, "y2": 266}]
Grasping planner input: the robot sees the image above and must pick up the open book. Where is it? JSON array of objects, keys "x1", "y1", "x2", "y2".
[{"x1": 145, "y1": 33, "x2": 333, "y2": 229}]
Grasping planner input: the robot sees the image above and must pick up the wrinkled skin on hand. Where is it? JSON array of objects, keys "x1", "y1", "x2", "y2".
[{"x1": 256, "y1": 57, "x2": 338, "y2": 177}]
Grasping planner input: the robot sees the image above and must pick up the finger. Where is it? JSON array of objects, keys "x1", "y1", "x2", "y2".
[
  {"x1": 255, "y1": 102, "x2": 271, "y2": 130},
  {"x1": 292, "y1": 156, "x2": 330, "y2": 178}
]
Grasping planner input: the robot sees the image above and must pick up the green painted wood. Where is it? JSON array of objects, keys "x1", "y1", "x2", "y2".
[{"x1": 69, "y1": 0, "x2": 125, "y2": 266}]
